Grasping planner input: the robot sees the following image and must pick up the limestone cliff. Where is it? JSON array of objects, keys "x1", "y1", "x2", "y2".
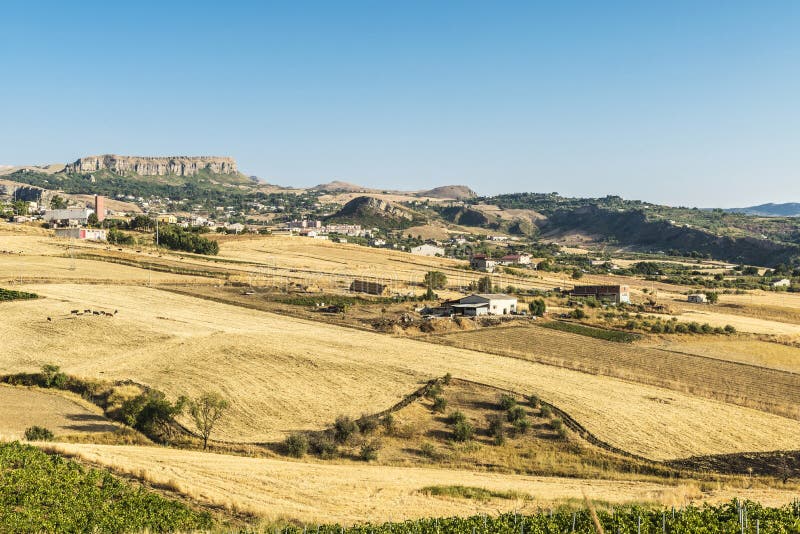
[{"x1": 65, "y1": 155, "x2": 238, "y2": 177}]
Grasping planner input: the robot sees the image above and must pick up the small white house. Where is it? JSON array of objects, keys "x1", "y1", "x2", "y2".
[
  {"x1": 773, "y1": 279, "x2": 792, "y2": 288},
  {"x1": 450, "y1": 293, "x2": 518, "y2": 316},
  {"x1": 411, "y1": 244, "x2": 445, "y2": 257},
  {"x1": 687, "y1": 293, "x2": 707, "y2": 304}
]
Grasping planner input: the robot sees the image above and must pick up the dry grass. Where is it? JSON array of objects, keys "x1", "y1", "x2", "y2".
[
  {"x1": 641, "y1": 337, "x2": 800, "y2": 374},
  {"x1": 429, "y1": 324, "x2": 800, "y2": 420},
  {"x1": 0, "y1": 384, "x2": 122, "y2": 440},
  {"x1": 44, "y1": 443, "x2": 800, "y2": 524},
  {"x1": 0, "y1": 235, "x2": 217, "y2": 285},
  {"x1": 4, "y1": 284, "x2": 800, "y2": 459}
]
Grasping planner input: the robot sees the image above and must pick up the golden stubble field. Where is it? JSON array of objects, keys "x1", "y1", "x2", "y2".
[
  {"x1": 0, "y1": 385, "x2": 121, "y2": 440},
  {"x1": 4, "y1": 283, "x2": 800, "y2": 460},
  {"x1": 45, "y1": 443, "x2": 800, "y2": 524}
]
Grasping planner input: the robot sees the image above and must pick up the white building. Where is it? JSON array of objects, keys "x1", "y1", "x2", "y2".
[
  {"x1": 44, "y1": 208, "x2": 93, "y2": 226},
  {"x1": 449, "y1": 293, "x2": 518, "y2": 316},
  {"x1": 411, "y1": 244, "x2": 445, "y2": 257},
  {"x1": 773, "y1": 279, "x2": 792, "y2": 288},
  {"x1": 687, "y1": 293, "x2": 707, "y2": 303}
]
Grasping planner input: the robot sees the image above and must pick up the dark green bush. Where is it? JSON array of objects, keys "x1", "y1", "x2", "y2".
[
  {"x1": 333, "y1": 416, "x2": 359, "y2": 444},
  {"x1": 24, "y1": 426, "x2": 54, "y2": 441},
  {"x1": 284, "y1": 433, "x2": 308, "y2": 458},
  {"x1": 432, "y1": 395, "x2": 448, "y2": 413},
  {"x1": 452, "y1": 421, "x2": 474, "y2": 442},
  {"x1": 498, "y1": 394, "x2": 517, "y2": 410}
]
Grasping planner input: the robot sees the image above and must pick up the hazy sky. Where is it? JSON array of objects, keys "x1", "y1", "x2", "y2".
[{"x1": 1, "y1": 1, "x2": 798, "y2": 207}]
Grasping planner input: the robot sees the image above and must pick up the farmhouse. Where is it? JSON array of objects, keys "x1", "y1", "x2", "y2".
[
  {"x1": 349, "y1": 280, "x2": 389, "y2": 295},
  {"x1": 687, "y1": 293, "x2": 707, "y2": 304},
  {"x1": 470, "y1": 254, "x2": 498, "y2": 273},
  {"x1": 449, "y1": 293, "x2": 518, "y2": 316},
  {"x1": 773, "y1": 279, "x2": 791, "y2": 288},
  {"x1": 499, "y1": 253, "x2": 532, "y2": 266},
  {"x1": 54, "y1": 227, "x2": 107, "y2": 241},
  {"x1": 570, "y1": 284, "x2": 630, "y2": 304},
  {"x1": 411, "y1": 244, "x2": 445, "y2": 257}
]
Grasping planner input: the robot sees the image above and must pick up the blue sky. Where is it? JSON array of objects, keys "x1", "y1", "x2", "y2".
[{"x1": 1, "y1": 1, "x2": 798, "y2": 207}]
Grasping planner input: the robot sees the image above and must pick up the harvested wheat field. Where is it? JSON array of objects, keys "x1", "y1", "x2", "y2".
[
  {"x1": 642, "y1": 338, "x2": 800, "y2": 374},
  {"x1": 429, "y1": 324, "x2": 800, "y2": 419},
  {"x1": 4, "y1": 284, "x2": 800, "y2": 460},
  {"x1": 45, "y1": 443, "x2": 800, "y2": 524},
  {"x1": 0, "y1": 385, "x2": 121, "y2": 440},
  {"x1": 0, "y1": 234, "x2": 218, "y2": 285},
  {"x1": 214, "y1": 235, "x2": 552, "y2": 291}
]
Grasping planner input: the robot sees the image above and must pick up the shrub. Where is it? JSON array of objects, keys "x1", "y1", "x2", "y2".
[
  {"x1": 359, "y1": 440, "x2": 381, "y2": 461},
  {"x1": 41, "y1": 364, "x2": 68, "y2": 389},
  {"x1": 452, "y1": 421, "x2": 474, "y2": 442},
  {"x1": 540, "y1": 405, "x2": 553, "y2": 418},
  {"x1": 498, "y1": 394, "x2": 517, "y2": 411},
  {"x1": 675, "y1": 323, "x2": 689, "y2": 334},
  {"x1": 570, "y1": 308, "x2": 587, "y2": 320},
  {"x1": 447, "y1": 411, "x2": 467, "y2": 425},
  {"x1": 486, "y1": 414, "x2": 505, "y2": 445},
  {"x1": 432, "y1": 396, "x2": 448, "y2": 413},
  {"x1": 527, "y1": 394, "x2": 540, "y2": 408},
  {"x1": 442, "y1": 372, "x2": 452, "y2": 385},
  {"x1": 380, "y1": 413, "x2": 396, "y2": 434},
  {"x1": 24, "y1": 426, "x2": 54, "y2": 441},
  {"x1": 507, "y1": 406, "x2": 527, "y2": 423},
  {"x1": 310, "y1": 435, "x2": 338, "y2": 459},
  {"x1": 425, "y1": 383, "x2": 443, "y2": 399},
  {"x1": 420, "y1": 442, "x2": 438, "y2": 459},
  {"x1": 358, "y1": 416, "x2": 379, "y2": 434},
  {"x1": 724, "y1": 324, "x2": 737, "y2": 334},
  {"x1": 550, "y1": 418, "x2": 564, "y2": 431},
  {"x1": 511, "y1": 418, "x2": 531, "y2": 437},
  {"x1": 284, "y1": 433, "x2": 308, "y2": 458},
  {"x1": 333, "y1": 415, "x2": 359, "y2": 444}
]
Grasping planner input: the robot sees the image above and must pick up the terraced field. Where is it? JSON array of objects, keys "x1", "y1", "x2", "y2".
[
  {"x1": 4, "y1": 284, "x2": 800, "y2": 459},
  {"x1": 429, "y1": 324, "x2": 800, "y2": 420}
]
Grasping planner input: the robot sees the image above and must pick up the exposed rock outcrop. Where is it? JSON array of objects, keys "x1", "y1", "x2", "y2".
[{"x1": 65, "y1": 155, "x2": 237, "y2": 177}]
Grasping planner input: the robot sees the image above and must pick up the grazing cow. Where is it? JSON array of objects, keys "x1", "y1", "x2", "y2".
[
  {"x1": 71, "y1": 310, "x2": 79, "y2": 314},
  {"x1": 47, "y1": 317, "x2": 51, "y2": 322}
]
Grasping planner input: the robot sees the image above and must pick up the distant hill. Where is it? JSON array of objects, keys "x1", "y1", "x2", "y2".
[
  {"x1": 726, "y1": 203, "x2": 800, "y2": 217},
  {"x1": 418, "y1": 185, "x2": 477, "y2": 200},
  {"x1": 312, "y1": 181, "x2": 374, "y2": 193},
  {"x1": 326, "y1": 195, "x2": 418, "y2": 229}
]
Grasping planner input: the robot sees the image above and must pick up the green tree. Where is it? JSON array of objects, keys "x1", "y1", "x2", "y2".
[
  {"x1": 528, "y1": 298, "x2": 546, "y2": 316},
  {"x1": 87, "y1": 213, "x2": 99, "y2": 227},
  {"x1": 188, "y1": 392, "x2": 229, "y2": 450},
  {"x1": 705, "y1": 291, "x2": 719, "y2": 304},
  {"x1": 423, "y1": 271, "x2": 447, "y2": 290},
  {"x1": 477, "y1": 275, "x2": 493, "y2": 293},
  {"x1": 49, "y1": 195, "x2": 68, "y2": 210},
  {"x1": 12, "y1": 201, "x2": 28, "y2": 216}
]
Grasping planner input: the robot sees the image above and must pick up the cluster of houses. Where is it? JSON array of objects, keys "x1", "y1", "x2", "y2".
[
  {"x1": 470, "y1": 253, "x2": 533, "y2": 272},
  {"x1": 286, "y1": 220, "x2": 366, "y2": 238}
]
